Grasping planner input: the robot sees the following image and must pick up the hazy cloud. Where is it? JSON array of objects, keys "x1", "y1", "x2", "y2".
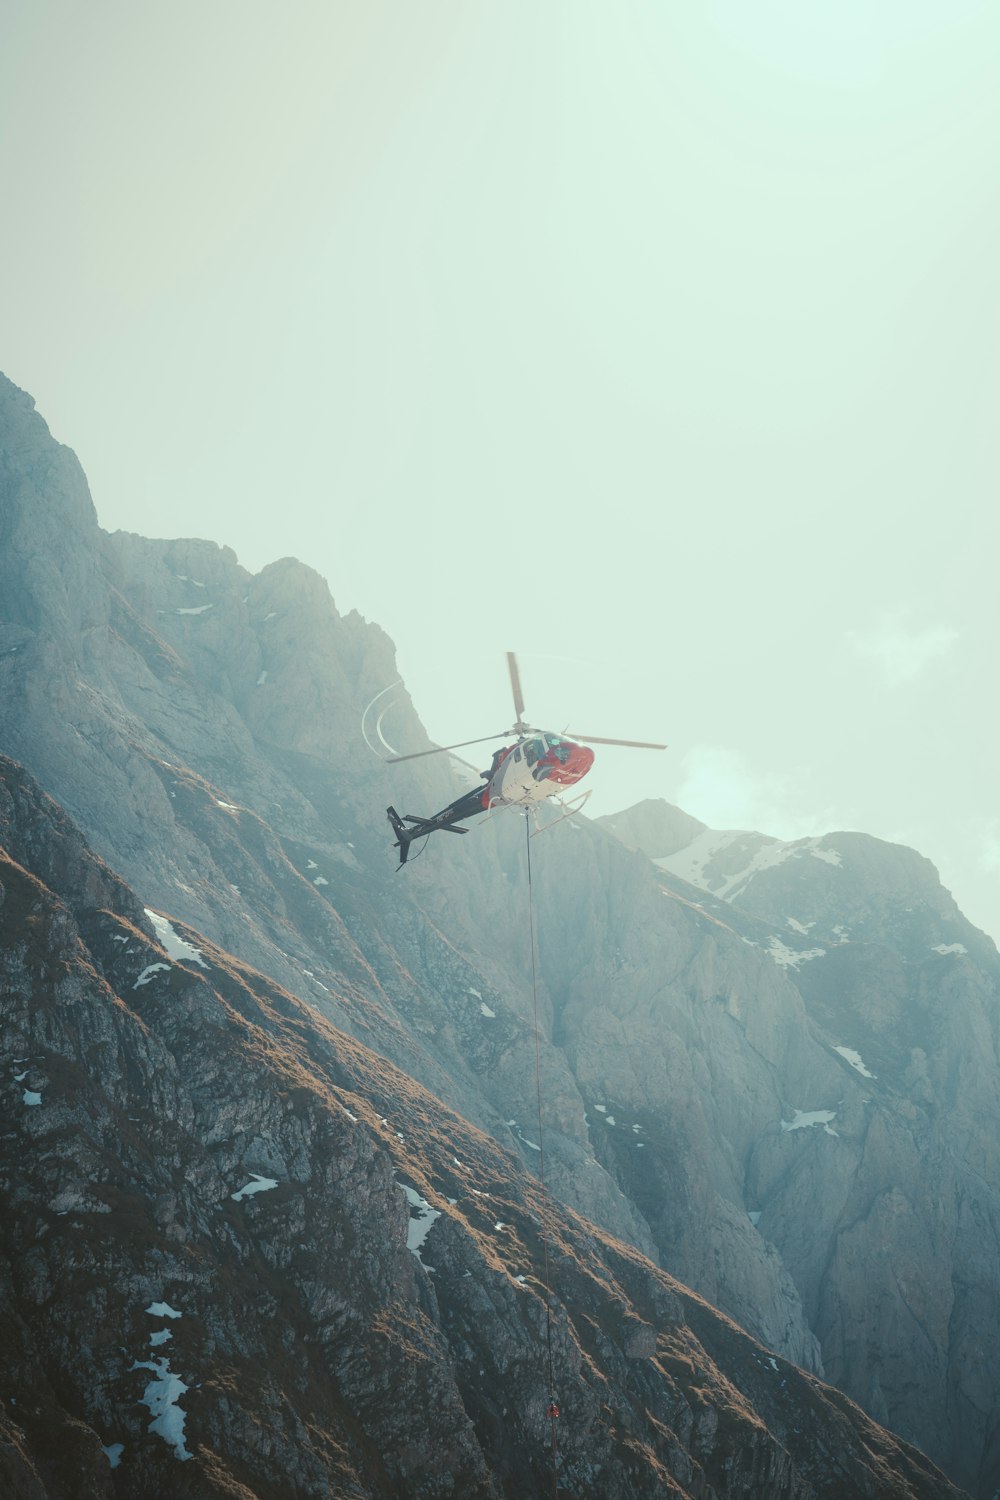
[
  {"x1": 980, "y1": 822, "x2": 1000, "y2": 876},
  {"x1": 675, "y1": 746, "x2": 841, "y2": 838},
  {"x1": 847, "y1": 614, "x2": 959, "y2": 685}
]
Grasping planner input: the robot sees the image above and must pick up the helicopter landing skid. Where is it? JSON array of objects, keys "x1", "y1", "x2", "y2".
[{"x1": 529, "y1": 788, "x2": 592, "y2": 837}]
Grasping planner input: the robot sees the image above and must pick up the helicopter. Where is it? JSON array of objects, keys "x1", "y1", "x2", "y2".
[{"x1": 385, "y1": 653, "x2": 667, "y2": 866}]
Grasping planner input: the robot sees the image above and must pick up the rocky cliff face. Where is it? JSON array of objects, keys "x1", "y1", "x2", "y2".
[
  {"x1": 1, "y1": 753, "x2": 967, "y2": 1499},
  {"x1": 596, "y1": 810, "x2": 1000, "y2": 1497},
  {"x1": 2, "y1": 370, "x2": 998, "y2": 1496}
]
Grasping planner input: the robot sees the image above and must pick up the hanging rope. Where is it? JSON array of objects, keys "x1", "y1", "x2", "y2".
[{"x1": 524, "y1": 813, "x2": 559, "y2": 1498}]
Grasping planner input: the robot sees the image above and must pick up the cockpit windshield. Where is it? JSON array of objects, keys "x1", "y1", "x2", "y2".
[{"x1": 524, "y1": 733, "x2": 575, "y2": 768}]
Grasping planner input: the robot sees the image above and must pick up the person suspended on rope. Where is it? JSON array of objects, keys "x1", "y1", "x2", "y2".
[{"x1": 546, "y1": 1399, "x2": 560, "y2": 1420}]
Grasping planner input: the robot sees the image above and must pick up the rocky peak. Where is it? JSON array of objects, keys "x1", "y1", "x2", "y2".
[
  {"x1": 595, "y1": 798, "x2": 708, "y2": 858},
  {"x1": 0, "y1": 372, "x2": 107, "y2": 645}
]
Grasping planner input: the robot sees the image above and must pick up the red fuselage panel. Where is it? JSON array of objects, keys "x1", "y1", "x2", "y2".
[{"x1": 487, "y1": 735, "x2": 595, "y2": 807}]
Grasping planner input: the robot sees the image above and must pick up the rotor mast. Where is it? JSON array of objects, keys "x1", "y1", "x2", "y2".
[{"x1": 385, "y1": 651, "x2": 668, "y2": 765}]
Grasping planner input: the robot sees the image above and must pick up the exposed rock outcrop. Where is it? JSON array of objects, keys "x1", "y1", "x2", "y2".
[
  {"x1": 0, "y1": 754, "x2": 968, "y2": 1498},
  {"x1": 596, "y1": 809, "x2": 1000, "y2": 1496}
]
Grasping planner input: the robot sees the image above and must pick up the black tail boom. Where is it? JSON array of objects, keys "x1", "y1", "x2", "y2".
[{"x1": 387, "y1": 805, "x2": 469, "y2": 867}]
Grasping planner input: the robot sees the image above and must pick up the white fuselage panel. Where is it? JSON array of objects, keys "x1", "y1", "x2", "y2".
[{"x1": 490, "y1": 742, "x2": 556, "y2": 807}]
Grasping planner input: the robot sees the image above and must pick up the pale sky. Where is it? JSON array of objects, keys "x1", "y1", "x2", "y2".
[{"x1": 2, "y1": 1, "x2": 998, "y2": 939}]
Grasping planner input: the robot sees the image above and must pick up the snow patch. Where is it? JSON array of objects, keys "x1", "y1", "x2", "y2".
[
  {"x1": 312, "y1": 875, "x2": 329, "y2": 887},
  {"x1": 231, "y1": 1173, "x2": 279, "y2": 1202},
  {"x1": 131, "y1": 1358, "x2": 191, "y2": 1460},
  {"x1": 133, "y1": 963, "x2": 172, "y2": 989},
  {"x1": 149, "y1": 1329, "x2": 173, "y2": 1347},
  {"x1": 468, "y1": 987, "x2": 482, "y2": 999},
  {"x1": 22, "y1": 1090, "x2": 41, "y2": 1107},
  {"x1": 781, "y1": 1109, "x2": 839, "y2": 1136},
  {"x1": 748, "y1": 1211, "x2": 762, "y2": 1226},
  {"x1": 215, "y1": 799, "x2": 238, "y2": 810},
  {"x1": 401, "y1": 1184, "x2": 440, "y2": 1263},
  {"x1": 175, "y1": 604, "x2": 213, "y2": 616},
  {"x1": 101, "y1": 1444, "x2": 124, "y2": 1469},
  {"x1": 145, "y1": 1302, "x2": 182, "y2": 1319},
  {"x1": 834, "y1": 1045, "x2": 876, "y2": 1079},
  {"x1": 144, "y1": 910, "x2": 209, "y2": 969},
  {"x1": 656, "y1": 830, "x2": 795, "y2": 898},
  {"x1": 256, "y1": 670, "x2": 268, "y2": 685},
  {"x1": 766, "y1": 938, "x2": 826, "y2": 969},
  {"x1": 786, "y1": 917, "x2": 814, "y2": 935},
  {"x1": 658, "y1": 830, "x2": 843, "y2": 900},
  {"x1": 933, "y1": 943, "x2": 968, "y2": 956},
  {"x1": 509, "y1": 1120, "x2": 541, "y2": 1151},
  {"x1": 479, "y1": 1002, "x2": 496, "y2": 1018}
]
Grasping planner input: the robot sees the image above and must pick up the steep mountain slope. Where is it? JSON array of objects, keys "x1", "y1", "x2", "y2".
[
  {"x1": 598, "y1": 808, "x2": 1000, "y2": 1496},
  {"x1": 0, "y1": 754, "x2": 968, "y2": 1499},
  {"x1": 3, "y1": 370, "x2": 999, "y2": 1495}
]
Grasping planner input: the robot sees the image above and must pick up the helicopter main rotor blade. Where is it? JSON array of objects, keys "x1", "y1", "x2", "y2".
[
  {"x1": 386, "y1": 733, "x2": 510, "y2": 765},
  {"x1": 507, "y1": 652, "x2": 527, "y2": 727},
  {"x1": 567, "y1": 732, "x2": 669, "y2": 750}
]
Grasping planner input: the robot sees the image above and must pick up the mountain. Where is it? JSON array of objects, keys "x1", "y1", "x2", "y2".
[
  {"x1": 2, "y1": 370, "x2": 998, "y2": 1497},
  {"x1": 1, "y1": 750, "x2": 968, "y2": 1499}
]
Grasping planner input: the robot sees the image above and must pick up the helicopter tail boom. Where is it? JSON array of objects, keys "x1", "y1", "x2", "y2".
[{"x1": 387, "y1": 805, "x2": 469, "y2": 866}]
